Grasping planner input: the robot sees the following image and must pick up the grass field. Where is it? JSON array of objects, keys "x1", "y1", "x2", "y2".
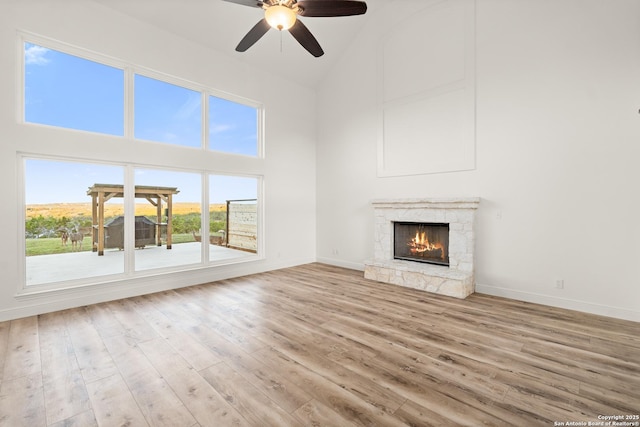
[{"x1": 26, "y1": 234, "x2": 195, "y2": 256}]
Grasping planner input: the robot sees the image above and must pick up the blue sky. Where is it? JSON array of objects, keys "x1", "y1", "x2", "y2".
[
  {"x1": 24, "y1": 43, "x2": 258, "y2": 205},
  {"x1": 25, "y1": 159, "x2": 257, "y2": 205}
]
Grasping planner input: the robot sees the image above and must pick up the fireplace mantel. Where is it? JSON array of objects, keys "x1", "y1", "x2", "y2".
[
  {"x1": 371, "y1": 197, "x2": 481, "y2": 210},
  {"x1": 364, "y1": 197, "x2": 480, "y2": 298}
]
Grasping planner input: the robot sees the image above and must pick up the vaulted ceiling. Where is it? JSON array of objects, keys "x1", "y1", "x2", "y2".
[{"x1": 90, "y1": 0, "x2": 380, "y2": 89}]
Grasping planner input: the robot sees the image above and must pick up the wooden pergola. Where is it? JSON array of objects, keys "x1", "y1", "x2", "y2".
[{"x1": 87, "y1": 184, "x2": 180, "y2": 256}]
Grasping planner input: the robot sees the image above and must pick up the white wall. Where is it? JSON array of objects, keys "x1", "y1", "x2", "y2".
[
  {"x1": 0, "y1": 0, "x2": 317, "y2": 320},
  {"x1": 316, "y1": 0, "x2": 640, "y2": 321}
]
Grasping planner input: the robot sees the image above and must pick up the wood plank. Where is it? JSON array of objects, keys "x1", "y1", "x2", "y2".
[
  {"x1": 129, "y1": 296, "x2": 222, "y2": 371},
  {"x1": 2, "y1": 317, "x2": 40, "y2": 381},
  {"x1": 165, "y1": 366, "x2": 251, "y2": 427},
  {"x1": 136, "y1": 337, "x2": 193, "y2": 380},
  {"x1": 38, "y1": 312, "x2": 92, "y2": 425},
  {"x1": 162, "y1": 287, "x2": 268, "y2": 354},
  {"x1": 63, "y1": 307, "x2": 119, "y2": 384},
  {"x1": 48, "y1": 410, "x2": 98, "y2": 427},
  {"x1": 0, "y1": 372, "x2": 45, "y2": 427},
  {"x1": 102, "y1": 335, "x2": 197, "y2": 427},
  {"x1": 200, "y1": 362, "x2": 304, "y2": 427},
  {"x1": 0, "y1": 321, "x2": 11, "y2": 382},
  {"x1": 84, "y1": 302, "x2": 127, "y2": 339},
  {"x1": 42, "y1": 370, "x2": 91, "y2": 426},
  {"x1": 85, "y1": 373, "x2": 149, "y2": 427},
  {"x1": 253, "y1": 346, "x2": 409, "y2": 427},
  {"x1": 247, "y1": 365, "x2": 314, "y2": 414},
  {"x1": 393, "y1": 399, "x2": 469, "y2": 427},
  {"x1": 105, "y1": 299, "x2": 159, "y2": 343},
  {"x1": 292, "y1": 399, "x2": 359, "y2": 427},
  {"x1": 138, "y1": 338, "x2": 249, "y2": 426}
]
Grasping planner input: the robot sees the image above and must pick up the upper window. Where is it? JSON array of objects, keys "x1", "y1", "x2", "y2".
[
  {"x1": 24, "y1": 43, "x2": 124, "y2": 136},
  {"x1": 134, "y1": 74, "x2": 202, "y2": 148},
  {"x1": 22, "y1": 40, "x2": 262, "y2": 157},
  {"x1": 209, "y1": 96, "x2": 258, "y2": 156}
]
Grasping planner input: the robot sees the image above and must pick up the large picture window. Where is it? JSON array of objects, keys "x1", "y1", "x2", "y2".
[
  {"x1": 20, "y1": 35, "x2": 264, "y2": 290},
  {"x1": 23, "y1": 158, "x2": 262, "y2": 287}
]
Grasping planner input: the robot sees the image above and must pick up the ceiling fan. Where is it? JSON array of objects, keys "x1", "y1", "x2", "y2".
[{"x1": 223, "y1": 0, "x2": 368, "y2": 57}]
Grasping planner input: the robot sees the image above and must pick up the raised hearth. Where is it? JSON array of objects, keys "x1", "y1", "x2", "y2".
[{"x1": 364, "y1": 197, "x2": 480, "y2": 299}]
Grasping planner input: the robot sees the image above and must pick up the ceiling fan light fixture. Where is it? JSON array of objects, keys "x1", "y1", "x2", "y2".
[{"x1": 265, "y1": 5, "x2": 297, "y2": 31}]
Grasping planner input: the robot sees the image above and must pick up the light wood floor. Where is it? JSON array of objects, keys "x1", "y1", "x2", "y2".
[{"x1": 0, "y1": 263, "x2": 638, "y2": 426}]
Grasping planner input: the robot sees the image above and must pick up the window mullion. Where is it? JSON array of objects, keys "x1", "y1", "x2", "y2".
[
  {"x1": 123, "y1": 165, "x2": 136, "y2": 273},
  {"x1": 202, "y1": 91, "x2": 208, "y2": 150},
  {"x1": 202, "y1": 173, "x2": 210, "y2": 263},
  {"x1": 124, "y1": 67, "x2": 134, "y2": 139}
]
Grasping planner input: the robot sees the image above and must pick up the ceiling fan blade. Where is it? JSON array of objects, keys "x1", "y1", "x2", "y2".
[
  {"x1": 236, "y1": 19, "x2": 271, "y2": 52},
  {"x1": 222, "y1": 0, "x2": 263, "y2": 8},
  {"x1": 297, "y1": 0, "x2": 367, "y2": 17},
  {"x1": 288, "y1": 19, "x2": 324, "y2": 57}
]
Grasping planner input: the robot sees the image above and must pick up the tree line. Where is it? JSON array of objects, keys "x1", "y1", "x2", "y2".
[{"x1": 25, "y1": 211, "x2": 226, "y2": 239}]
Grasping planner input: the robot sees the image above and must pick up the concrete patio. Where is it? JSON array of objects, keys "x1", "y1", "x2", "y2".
[{"x1": 25, "y1": 242, "x2": 255, "y2": 286}]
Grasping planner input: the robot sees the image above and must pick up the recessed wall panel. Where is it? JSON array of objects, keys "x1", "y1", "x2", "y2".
[
  {"x1": 382, "y1": 87, "x2": 473, "y2": 175},
  {"x1": 378, "y1": 0, "x2": 475, "y2": 177}
]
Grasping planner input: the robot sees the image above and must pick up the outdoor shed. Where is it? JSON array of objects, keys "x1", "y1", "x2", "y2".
[{"x1": 104, "y1": 216, "x2": 157, "y2": 250}]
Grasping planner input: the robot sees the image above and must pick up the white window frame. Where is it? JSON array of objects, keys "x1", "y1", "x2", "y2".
[
  {"x1": 19, "y1": 31, "x2": 264, "y2": 157},
  {"x1": 16, "y1": 32, "x2": 266, "y2": 294}
]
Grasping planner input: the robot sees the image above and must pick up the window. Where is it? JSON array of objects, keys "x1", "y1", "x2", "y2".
[
  {"x1": 20, "y1": 36, "x2": 263, "y2": 289},
  {"x1": 209, "y1": 96, "x2": 259, "y2": 156},
  {"x1": 23, "y1": 41, "x2": 261, "y2": 156},
  {"x1": 134, "y1": 75, "x2": 202, "y2": 148},
  {"x1": 133, "y1": 168, "x2": 202, "y2": 270},
  {"x1": 209, "y1": 175, "x2": 259, "y2": 262},
  {"x1": 24, "y1": 158, "x2": 262, "y2": 286},
  {"x1": 24, "y1": 43, "x2": 124, "y2": 135},
  {"x1": 24, "y1": 159, "x2": 125, "y2": 286}
]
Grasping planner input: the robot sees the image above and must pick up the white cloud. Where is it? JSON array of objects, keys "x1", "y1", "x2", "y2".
[
  {"x1": 174, "y1": 93, "x2": 201, "y2": 121},
  {"x1": 25, "y1": 45, "x2": 51, "y2": 65},
  {"x1": 210, "y1": 124, "x2": 233, "y2": 134}
]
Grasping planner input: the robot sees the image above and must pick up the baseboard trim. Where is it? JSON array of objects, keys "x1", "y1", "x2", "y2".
[
  {"x1": 316, "y1": 257, "x2": 364, "y2": 271},
  {"x1": 476, "y1": 283, "x2": 640, "y2": 323}
]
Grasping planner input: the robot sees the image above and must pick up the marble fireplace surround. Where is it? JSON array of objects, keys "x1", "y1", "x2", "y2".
[{"x1": 364, "y1": 198, "x2": 480, "y2": 299}]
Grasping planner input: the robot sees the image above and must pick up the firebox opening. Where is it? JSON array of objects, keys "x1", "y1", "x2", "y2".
[{"x1": 394, "y1": 221, "x2": 450, "y2": 266}]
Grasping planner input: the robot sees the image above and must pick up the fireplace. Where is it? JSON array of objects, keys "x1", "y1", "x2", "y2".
[
  {"x1": 364, "y1": 197, "x2": 480, "y2": 299},
  {"x1": 394, "y1": 222, "x2": 449, "y2": 266}
]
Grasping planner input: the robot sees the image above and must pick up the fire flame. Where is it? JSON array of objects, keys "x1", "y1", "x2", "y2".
[{"x1": 409, "y1": 231, "x2": 446, "y2": 260}]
